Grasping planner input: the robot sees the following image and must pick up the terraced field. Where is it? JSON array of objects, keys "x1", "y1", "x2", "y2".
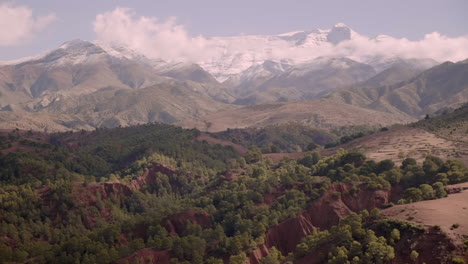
[{"x1": 325, "y1": 127, "x2": 468, "y2": 165}]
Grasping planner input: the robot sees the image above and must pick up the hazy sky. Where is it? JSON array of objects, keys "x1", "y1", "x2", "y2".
[{"x1": 0, "y1": 0, "x2": 467, "y2": 60}]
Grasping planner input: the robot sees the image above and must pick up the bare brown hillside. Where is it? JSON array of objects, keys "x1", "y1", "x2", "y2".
[
  {"x1": 177, "y1": 99, "x2": 414, "y2": 132},
  {"x1": 327, "y1": 60, "x2": 468, "y2": 118},
  {"x1": 324, "y1": 127, "x2": 468, "y2": 165},
  {"x1": 382, "y1": 183, "x2": 468, "y2": 260}
]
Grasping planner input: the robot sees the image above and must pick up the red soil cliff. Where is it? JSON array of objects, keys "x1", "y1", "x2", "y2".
[{"x1": 249, "y1": 183, "x2": 398, "y2": 264}]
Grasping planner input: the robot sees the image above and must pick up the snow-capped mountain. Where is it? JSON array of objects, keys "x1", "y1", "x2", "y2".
[
  {"x1": 0, "y1": 23, "x2": 458, "y2": 132},
  {"x1": 0, "y1": 23, "x2": 438, "y2": 85},
  {"x1": 0, "y1": 39, "x2": 235, "y2": 131},
  {"x1": 0, "y1": 39, "x2": 146, "y2": 67},
  {"x1": 229, "y1": 57, "x2": 377, "y2": 105},
  {"x1": 0, "y1": 28, "x2": 440, "y2": 109},
  {"x1": 199, "y1": 23, "x2": 360, "y2": 82}
]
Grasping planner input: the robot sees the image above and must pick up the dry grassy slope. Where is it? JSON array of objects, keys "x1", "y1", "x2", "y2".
[
  {"x1": 382, "y1": 183, "x2": 468, "y2": 249},
  {"x1": 356, "y1": 58, "x2": 438, "y2": 88},
  {"x1": 0, "y1": 40, "x2": 240, "y2": 131},
  {"x1": 327, "y1": 59, "x2": 468, "y2": 118},
  {"x1": 323, "y1": 127, "x2": 468, "y2": 165},
  {"x1": 412, "y1": 103, "x2": 468, "y2": 144},
  {"x1": 159, "y1": 63, "x2": 235, "y2": 103},
  {"x1": 0, "y1": 82, "x2": 236, "y2": 131},
  {"x1": 177, "y1": 99, "x2": 415, "y2": 132},
  {"x1": 0, "y1": 111, "x2": 94, "y2": 132},
  {"x1": 0, "y1": 58, "x2": 165, "y2": 107}
]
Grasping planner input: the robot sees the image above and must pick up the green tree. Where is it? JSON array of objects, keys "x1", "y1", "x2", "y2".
[
  {"x1": 328, "y1": 246, "x2": 350, "y2": 264},
  {"x1": 410, "y1": 250, "x2": 419, "y2": 261},
  {"x1": 341, "y1": 152, "x2": 366, "y2": 167},
  {"x1": 260, "y1": 247, "x2": 283, "y2": 264},
  {"x1": 245, "y1": 147, "x2": 262, "y2": 164},
  {"x1": 419, "y1": 184, "x2": 435, "y2": 200},
  {"x1": 364, "y1": 237, "x2": 395, "y2": 264},
  {"x1": 432, "y1": 182, "x2": 447, "y2": 198},
  {"x1": 389, "y1": 229, "x2": 400, "y2": 245},
  {"x1": 403, "y1": 188, "x2": 423, "y2": 202},
  {"x1": 401, "y1": 158, "x2": 417, "y2": 169},
  {"x1": 229, "y1": 253, "x2": 247, "y2": 264},
  {"x1": 376, "y1": 160, "x2": 395, "y2": 174},
  {"x1": 298, "y1": 152, "x2": 320, "y2": 168}
]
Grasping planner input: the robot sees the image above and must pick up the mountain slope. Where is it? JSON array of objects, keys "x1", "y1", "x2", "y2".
[
  {"x1": 327, "y1": 59, "x2": 468, "y2": 118},
  {"x1": 356, "y1": 58, "x2": 439, "y2": 88},
  {"x1": 0, "y1": 40, "x2": 167, "y2": 107},
  {"x1": 177, "y1": 98, "x2": 414, "y2": 132},
  {"x1": 0, "y1": 81, "x2": 235, "y2": 131},
  {"x1": 155, "y1": 62, "x2": 235, "y2": 103},
  {"x1": 323, "y1": 104, "x2": 468, "y2": 166},
  {"x1": 0, "y1": 40, "x2": 238, "y2": 131},
  {"x1": 230, "y1": 58, "x2": 377, "y2": 105}
]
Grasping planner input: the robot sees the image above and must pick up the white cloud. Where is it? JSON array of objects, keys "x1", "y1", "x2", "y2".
[
  {"x1": 334, "y1": 33, "x2": 468, "y2": 63},
  {"x1": 93, "y1": 7, "x2": 468, "y2": 65},
  {"x1": 93, "y1": 7, "x2": 213, "y2": 62},
  {"x1": 0, "y1": 3, "x2": 56, "y2": 46},
  {"x1": 269, "y1": 33, "x2": 468, "y2": 64}
]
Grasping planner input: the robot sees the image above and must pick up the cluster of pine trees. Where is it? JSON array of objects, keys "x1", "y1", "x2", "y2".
[{"x1": 0, "y1": 123, "x2": 467, "y2": 263}]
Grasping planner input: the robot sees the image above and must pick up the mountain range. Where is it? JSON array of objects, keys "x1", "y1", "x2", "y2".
[
  {"x1": 0, "y1": 24, "x2": 466, "y2": 132},
  {"x1": 198, "y1": 23, "x2": 420, "y2": 82},
  {"x1": 178, "y1": 58, "x2": 468, "y2": 131}
]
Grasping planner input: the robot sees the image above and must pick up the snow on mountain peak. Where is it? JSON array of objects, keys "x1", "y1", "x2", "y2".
[
  {"x1": 0, "y1": 39, "x2": 160, "y2": 68},
  {"x1": 198, "y1": 23, "x2": 363, "y2": 81},
  {"x1": 0, "y1": 23, "x2": 441, "y2": 83},
  {"x1": 333, "y1": 23, "x2": 348, "y2": 28},
  {"x1": 0, "y1": 23, "x2": 362, "y2": 79},
  {"x1": 59, "y1": 39, "x2": 93, "y2": 50}
]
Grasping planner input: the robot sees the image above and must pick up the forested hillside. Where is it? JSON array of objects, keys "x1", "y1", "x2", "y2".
[
  {"x1": 212, "y1": 123, "x2": 376, "y2": 153},
  {"x1": 0, "y1": 123, "x2": 467, "y2": 263}
]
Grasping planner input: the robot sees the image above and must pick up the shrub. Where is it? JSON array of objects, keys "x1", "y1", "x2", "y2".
[
  {"x1": 410, "y1": 250, "x2": 419, "y2": 261},
  {"x1": 332, "y1": 192, "x2": 341, "y2": 200},
  {"x1": 381, "y1": 203, "x2": 394, "y2": 209},
  {"x1": 452, "y1": 257, "x2": 465, "y2": 264}
]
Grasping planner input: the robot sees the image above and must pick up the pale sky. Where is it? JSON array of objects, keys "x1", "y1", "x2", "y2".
[{"x1": 0, "y1": 0, "x2": 467, "y2": 60}]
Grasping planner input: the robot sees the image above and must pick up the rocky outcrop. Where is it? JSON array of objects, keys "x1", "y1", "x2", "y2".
[
  {"x1": 130, "y1": 164, "x2": 176, "y2": 190},
  {"x1": 249, "y1": 244, "x2": 270, "y2": 264},
  {"x1": 304, "y1": 184, "x2": 394, "y2": 230},
  {"x1": 36, "y1": 163, "x2": 178, "y2": 229},
  {"x1": 264, "y1": 215, "x2": 316, "y2": 254}
]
